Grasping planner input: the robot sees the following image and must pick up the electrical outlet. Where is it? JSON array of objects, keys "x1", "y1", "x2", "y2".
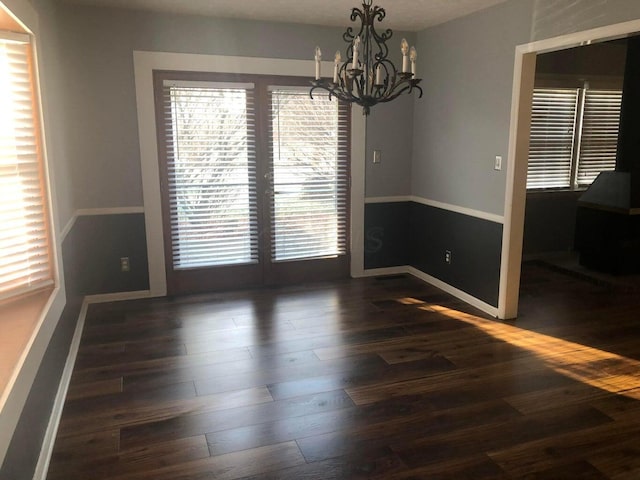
[
  {"x1": 120, "y1": 257, "x2": 130, "y2": 272},
  {"x1": 445, "y1": 250, "x2": 452, "y2": 264}
]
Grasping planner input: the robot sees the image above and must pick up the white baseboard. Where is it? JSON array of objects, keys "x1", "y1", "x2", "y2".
[
  {"x1": 32, "y1": 300, "x2": 88, "y2": 480},
  {"x1": 360, "y1": 266, "x2": 411, "y2": 277},
  {"x1": 32, "y1": 288, "x2": 152, "y2": 479},
  {"x1": 406, "y1": 266, "x2": 499, "y2": 318},
  {"x1": 84, "y1": 290, "x2": 153, "y2": 304},
  {"x1": 362, "y1": 265, "x2": 498, "y2": 318}
]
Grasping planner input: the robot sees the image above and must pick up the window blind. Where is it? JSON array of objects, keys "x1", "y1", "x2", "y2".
[
  {"x1": 576, "y1": 89, "x2": 622, "y2": 186},
  {"x1": 269, "y1": 88, "x2": 349, "y2": 262},
  {"x1": 162, "y1": 82, "x2": 259, "y2": 269},
  {"x1": 527, "y1": 88, "x2": 579, "y2": 189},
  {"x1": 0, "y1": 34, "x2": 52, "y2": 301}
]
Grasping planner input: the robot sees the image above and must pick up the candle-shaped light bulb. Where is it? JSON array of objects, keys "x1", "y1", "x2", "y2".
[
  {"x1": 401, "y1": 38, "x2": 409, "y2": 73},
  {"x1": 409, "y1": 46, "x2": 417, "y2": 76},
  {"x1": 333, "y1": 50, "x2": 341, "y2": 83},
  {"x1": 375, "y1": 64, "x2": 383, "y2": 85},
  {"x1": 315, "y1": 46, "x2": 322, "y2": 80},
  {"x1": 352, "y1": 36, "x2": 361, "y2": 69},
  {"x1": 401, "y1": 38, "x2": 409, "y2": 55}
]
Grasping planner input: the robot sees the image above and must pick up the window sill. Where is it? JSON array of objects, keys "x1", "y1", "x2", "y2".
[{"x1": 0, "y1": 288, "x2": 55, "y2": 408}]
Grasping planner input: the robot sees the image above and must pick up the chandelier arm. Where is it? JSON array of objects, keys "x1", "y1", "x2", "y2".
[
  {"x1": 385, "y1": 80, "x2": 413, "y2": 99},
  {"x1": 379, "y1": 81, "x2": 423, "y2": 103},
  {"x1": 310, "y1": 81, "x2": 365, "y2": 106},
  {"x1": 369, "y1": 7, "x2": 391, "y2": 63},
  {"x1": 350, "y1": 6, "x2": 366, "y2": 47},
  {"x1": 342, "y1": 27, "x2": 354, "y2": 45},
  {"x1": 371, "y1": 4, "x2": 385, "y2": 23},
  {"x1": 372, "y1": 30, "x2": 391, "y2": 66},
  {"x1": 350, "y1": 5, "x2": 364, "y2": 24}
]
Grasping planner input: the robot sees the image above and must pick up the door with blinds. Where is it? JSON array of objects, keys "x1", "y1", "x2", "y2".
[{"x1": 154, "y1": 72, "x2": 350, "y2": 294}]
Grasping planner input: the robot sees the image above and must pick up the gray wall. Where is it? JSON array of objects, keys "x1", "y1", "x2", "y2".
[
  {"x1": 64, "y1": 214, "x2": 149, "y2": 295},
  {"x1": 31, "y1": 0, "x2": 75, "y2": 231},
  {"x1": 411, "y1": 0, "x2": 534, "y2": 216},
  {"x1": 56, "y1": 5, "x2": 416, "y2": 209},
  {"x1": 530, "y1": 0, "x2": 640, "y2": 41},
  {"x1": 364, "y1": 201, "x2": 502, "y2": 306},
  {"x1": 366, "y1": 94, "x2": 414, "y2": 197}
]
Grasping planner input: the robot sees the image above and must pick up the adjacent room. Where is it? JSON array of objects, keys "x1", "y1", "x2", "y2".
[{"x1": 2, "y1": 0, "x2": 640, "y2": 478}]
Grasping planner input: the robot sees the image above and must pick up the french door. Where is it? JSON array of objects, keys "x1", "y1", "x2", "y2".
[{"x1": 154, "y1": 71, "x2": 350, "y2": 295}]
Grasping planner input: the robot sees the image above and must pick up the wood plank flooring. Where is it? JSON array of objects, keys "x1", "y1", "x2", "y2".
[{"x1": 46, "y1": 264, "x2": 640, "y2": 479}]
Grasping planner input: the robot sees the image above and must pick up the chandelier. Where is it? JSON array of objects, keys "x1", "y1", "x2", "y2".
[{"x1": 310, "y1": 0, "x2": 422, "y2": 115}]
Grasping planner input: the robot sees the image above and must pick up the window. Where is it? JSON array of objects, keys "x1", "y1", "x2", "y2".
[
  {"x1": 527, "y1": 87, "x2": 622, "y2": 190},
  {"x1": 0, "y1": 31, "x2": 52, "y2": 301}
]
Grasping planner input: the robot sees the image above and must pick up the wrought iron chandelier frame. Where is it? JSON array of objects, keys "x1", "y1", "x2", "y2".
[{"x1": 310, "y1": 0, "x2": 422, "y2": 115}]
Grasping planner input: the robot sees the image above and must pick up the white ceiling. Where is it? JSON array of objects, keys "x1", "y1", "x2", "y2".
[{"x1": 58, "y1": 0, "x2": 511, "y2": 32}]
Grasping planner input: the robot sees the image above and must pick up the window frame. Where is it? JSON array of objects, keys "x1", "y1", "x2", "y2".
[{"x1": 134, "y1": 52, "x2": 367, "y2": 296}]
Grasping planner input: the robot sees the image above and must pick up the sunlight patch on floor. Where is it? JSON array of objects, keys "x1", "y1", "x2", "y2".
[{"x1": 419, "y1": 303, "x2": 640, "y2": 399}]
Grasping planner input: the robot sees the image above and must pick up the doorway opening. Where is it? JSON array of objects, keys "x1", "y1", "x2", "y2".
[{"x1": 500, "y1": 20, "x2": 640, "y2": 319}]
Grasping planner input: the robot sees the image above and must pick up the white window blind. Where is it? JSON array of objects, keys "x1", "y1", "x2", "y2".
[
  {"x1": 527, "y1": 88, "x2": 579, "y2": 190},
  {"x1": 0, "y1": 33, "x2": 52, "y2": 301},
  {"x1": 269, "y1": 88, "x2": 349, "y2": 262},
  {"x1": 163, "y1": 83, "x2": 258, "y2": 269},
  {"x1": 576, "y1": 89, "x2": 622, "y2": 186}
]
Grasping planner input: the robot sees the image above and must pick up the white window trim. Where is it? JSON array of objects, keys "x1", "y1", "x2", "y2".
[{"x1": 133, "y1": 51, "x2": 366, "y2": 297}]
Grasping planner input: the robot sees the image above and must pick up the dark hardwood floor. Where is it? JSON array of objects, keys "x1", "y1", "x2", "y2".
[{"x1": 46, "y1": 263, "x2": 640, "y2": 479}]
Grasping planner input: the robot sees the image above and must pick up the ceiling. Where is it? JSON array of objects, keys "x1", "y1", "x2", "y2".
[{"x1": 58, "y1": 0, "x2": 511, "y2": 32}]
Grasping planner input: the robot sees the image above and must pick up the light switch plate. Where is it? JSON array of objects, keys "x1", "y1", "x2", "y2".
[
  {"x1": 373, "y1": 150, "x2": 382, "y2": 164},
  {"x1": 494, "y1": 155, "x2": 502, "y2": 171}
]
